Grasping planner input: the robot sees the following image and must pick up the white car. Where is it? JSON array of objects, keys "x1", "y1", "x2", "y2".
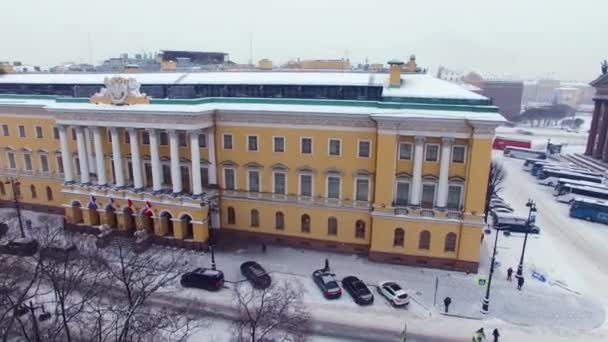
[{"x1": 377, "y1": 281, "x2": 410, "y2": 307}]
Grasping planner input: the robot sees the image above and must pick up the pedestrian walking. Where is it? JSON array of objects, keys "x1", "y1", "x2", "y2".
[
  {"x1": 324, "y1": 258, "x2": 330, "y2": 272},
  {"x1": 517, "y1": 276, "x2": 524, "y2": 290},
  {"x1": 472, "y1": 328, "x2": 486, "y2": 342},
  {"x1": 443, "y1": 296, "x2": 452, "y2": 313},
  {"x1": 261, "y1": 243, "x2": 266, "y2": 253},
  {"x1": 492, "y1": 328, "x2": 500, "y2": 342},
  {"x1": 480, "y1": 233, "x2": 485, "y2": 244},
  {"x1": 507, "y1": 267, "x2": 513, "y2": 281}
]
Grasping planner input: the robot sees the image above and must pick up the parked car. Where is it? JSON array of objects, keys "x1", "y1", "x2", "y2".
[
  {"x1": 493, "y1": 212, "x2": 541, "y2": 234},
  {"x1": 489, "y1": 199, "x2": 511, "y2": 208},
  {"x1": 180, "y1": 268, "x2": 224, "y2": 291},
  {"x1": 0, "y1": 238, "x2": 38, "y2": 256},
  {"x1": 240, "y1": 261, "x2": 271, "y2": 289},
  {"x1": 39, "y1": 242, "x2": 77, "y2": 260},
  {"x1": 491, "y1": 207, "x2": 514, "y2": 214},
  {"x1": 312, "y1": 269, "x2": 342, "y2": 299},
  {"x1": 341, "y1": 276, "x2": 373, "y2": 305},
  {"x1": 377, "y1": 281, "x2": 410, "y2": 307}
]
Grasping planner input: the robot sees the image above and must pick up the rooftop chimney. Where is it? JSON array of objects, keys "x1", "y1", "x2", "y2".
[{"x1": 388, "y1": 59, "x2": 404, "y2": 88}]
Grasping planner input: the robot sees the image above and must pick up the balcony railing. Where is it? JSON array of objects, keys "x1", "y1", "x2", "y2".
[{"x1": 390, "y1": 202, "x2": 464, "y2": 221}]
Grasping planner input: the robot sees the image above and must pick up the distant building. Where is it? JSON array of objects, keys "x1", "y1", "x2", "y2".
[
  {"x1": 522, "y1": 80, "x2": 594, "y2": 110},
  {"x1": 159, "y1": 50, "x2": 228, "y2": 65},
  {"x1": 258, "y1": 59, "x2": 273, "y2": 70},
  {"x1": 285, "y1": 59, "x2": 351, "y2": 70}
]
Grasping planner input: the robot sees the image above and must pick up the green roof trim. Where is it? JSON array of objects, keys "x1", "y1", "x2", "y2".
[{"x1": 1, "y1": 94, "x2": 499, "y2": 113}]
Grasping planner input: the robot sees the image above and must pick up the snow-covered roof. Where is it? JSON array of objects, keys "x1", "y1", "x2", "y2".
[{"x1": 0, "y1": 71, "x2": 488, "y2": 101}]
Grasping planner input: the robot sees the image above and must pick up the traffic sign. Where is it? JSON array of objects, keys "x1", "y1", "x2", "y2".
[{"x1": 476, "y1": 276, "x2": 488, "y2": 288}]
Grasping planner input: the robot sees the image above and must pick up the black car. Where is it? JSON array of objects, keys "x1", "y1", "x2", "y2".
[
  {"x1": 180, "y1": 268, "x2": 225, "y2": 291},
  {"x1": 341, "y1": 276, "x2": 373, "y2": 305},
  {"x1": 0, "y1": 238, "x2": 38, "y2": 256},
  {"x1": 312, "y1": 269, "x2": 342, "y2": 299},
  {"x1": 497, "y1": 223, "x2": 541, "y2": 234},
  {"x1": 240, "y1": 261, "x2": 271, "y2": 289}
]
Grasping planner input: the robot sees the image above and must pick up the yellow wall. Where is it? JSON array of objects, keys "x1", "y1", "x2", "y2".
[{"x1": 464, "y1": 138, "x2": 492, "y2": 214}]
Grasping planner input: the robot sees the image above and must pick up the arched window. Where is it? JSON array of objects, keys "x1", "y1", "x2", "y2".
[
  {"x1": 0, "y1": 182, "x2": 5, "y2": 196},
  {"x1": 227, "y1": 206, "x2": 236, "y2": 225},
  {"x1": 275, "y1": 212, "x2": 285, "y2": 230},
  {"x1": 46, "y1": 186, "x2": 53, "y2": 201},
  {"x1": 250, "y1": 209, "x2": 260, "y2": 227},
  {"x1": 301, "y1": 214, "x2": 310, "y2": 233},
  {"x1": 419, "y1": 230, "x2": 431, "y2": 250},
  {"x1": 327, "y1": 217, "x2": 338, "y2": 236},
  {"x1": 30, "y1": 185, "x2": 37, "y2": 199},
  {"x1": 393, "y1": 228, "x2": 404, "y2": 247},
  {"x1": 355, "y1": 220, "x2": 366, "y2": 239},
  {"x1": 444, "y1": 232, "x2": 457, "y2": 252}
]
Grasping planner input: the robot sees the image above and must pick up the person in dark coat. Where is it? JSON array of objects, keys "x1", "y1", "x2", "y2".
[
  {"x1": 507, "y1": 267, "x2": 513, "y2": 281},
  {"x1": 492, "y1": 328, "x2": 500, "y2": 342},
  {"x1": 517, "y1": 276, "x2": 524, "y2": 290},
  {"x1": 443, "y1": 296, "x2": 452, "y2": 313},
  {"x1": 261, "y1": 243, "x2": 266, "y2": 253},
  {"x1": 324, "y1": 258, "x2": 330, "y2": 272}
]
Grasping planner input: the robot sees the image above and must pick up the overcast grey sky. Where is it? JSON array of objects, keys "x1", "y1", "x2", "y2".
[{"x1": 1, "y1": 0, "x2": 606, "y2": 81}]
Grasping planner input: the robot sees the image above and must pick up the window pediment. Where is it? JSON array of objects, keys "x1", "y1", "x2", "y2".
[
  {"x1": 244, "y1": 161, "x2": 263, "y2": 169},
  {"x1": 219, "y1": 160, "x2": 238, "y2": 167}
]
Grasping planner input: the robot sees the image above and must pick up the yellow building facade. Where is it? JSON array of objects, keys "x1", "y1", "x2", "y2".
[{"x1": 0, "y1": 69, "x2": 503, "y2": 272}]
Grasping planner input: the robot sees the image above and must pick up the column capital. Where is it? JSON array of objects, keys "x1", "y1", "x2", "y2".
[
  {"x1": 146, "y1": 128, "x2": 157, "y2": 134},
  {"x1": 109, "y1": 127, "x2": 120, "y2": 134},
  {"x1": 415, "y1": 136, "x2": 426, "y2": 144},
  {"x1": 442, "y1": 137, "x2": 455, "y2": 144},
  {"x1": 126, "y1": 127, "x2": 138, "y2": 134},
  {"x1": 188, "y1": 129, "x2": 201, "y2": 137}
]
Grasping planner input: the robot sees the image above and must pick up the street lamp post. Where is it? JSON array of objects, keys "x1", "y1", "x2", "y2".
[
  {"x1": 516, "y1": 199, "x2": 536, "y2": 280},
  {"x1": 201, "y1": 197, "x2": 219, "y2": 270},
  {"x1": 481, "y1": 224, "x2": 500, "y2": 314},
  {"x1": 5, "y1": 177, "x2": 25, "y2": 238}
]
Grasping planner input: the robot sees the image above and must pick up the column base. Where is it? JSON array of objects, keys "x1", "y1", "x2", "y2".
[
  {"x1": 191, "y1": 193, "x2": 203, "y2": 199},
  {"x1": 64, "y1": 180, "x2": 76, "y2": 185},
  {"x1": 152, "y1": 189, "x2": 163, "y2": 195},
  {"x1": 435, "y1": 206, "x2": 447, "y2": 212},
  {"x1": 114, "y1": 185, "x2": 127, "y2": 190},
  {"x1": 80, "y1": 182, "x2": 91, "y2": 186},
  {"x1": 132, "y1": 187, "x2": 144, "y2": 193},
  {"x1": 172, "y1": 191, "x2": 185, "y2": 197}
]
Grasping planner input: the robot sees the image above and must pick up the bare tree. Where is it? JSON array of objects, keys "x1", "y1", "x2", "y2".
[
  {"x1": 484, "y1": 160, "x2": 507, "y2": 221},
  {"x1": 95, "y1": 246, "x2": 199, "y2": 342},
  {"x1": 233, "y1": 280, "x2": 310, "y2": 342}
]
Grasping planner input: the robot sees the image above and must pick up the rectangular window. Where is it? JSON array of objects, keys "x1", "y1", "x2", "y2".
[
  {"x1": 395, "y1": 182, "x2": 410, "y2": 206},
  {"x1": 178, "y1": 132, "x2": 187, "y2": 147},
  {"x1": 2, "y1": 124, "x2": 9, "y2": 137},
  {"x1": 274, "y1": 172, "x2": 286, "y2": 194},
  {"x1": 223, "y1": 134, "x2": 233, "y2": 150},
  {"x1": 399, "y1": 143, "x2": 412, "y2": 160},
  {"x1": 447, "y1": 185, "x2": 463, "y2": 210},
  {"x1": 301, "y1": 137, "x2": 312, "y2": 154},
  {"x1": 224, "y1": 168, "x2": 235, "y2": 190},
  {"x1": 273, "y1": 136, "x2": 285, "y2": 153},
  {"x1": 452, "y1": 145, "x2": 466, "y2": 163},
  {"x1": 40, "y1": 155, "x2": 49, "y2": 172},
  {"x1": 329, "y1": 139, "x2": 341, "y2": 156},
  {"x1": 358, "y1": 140, "x2": 371, "y2": 158},
  {"x1": 425, "y1": 144, "x2": 439, "y2": 162},
  {"x1": 35, "y1": 126, "x2": 43, "y2": 139},
  {"x1": 201, "y1": 167, "x2": 209, "y2": 187},
  {"x1": 18, "y1": 125, "x2": 26, "y2": 138},
  {"x1": 421, "y1": 184, "x2": 436, "y2": 208},
  {"x1": 141, "y1": 131, "x2": 150, "y2": 145},
  {"x1": 75, "y1": 157, "x2": 81, "y2": 175},
  {"x1": 327, "y1": 175, "x2": 341, "y2": 199},
  {"x1": 71, "y1": 128, "x2": 77, "y2": 141},
  {"x1": 53, "y1": 126, "x2": 59, "y2": 140},
  {"x1": 247, "y1": 135, "x2": 258, "y2": 151},
  {"x1": 355, "y1": 178, "x2": 369, "y2": 202},
  {"x1": 23, "y1": 154, "x2": 33, "y2": 171},
  {"x1": 162, "y1": 164, "x2": 171, "y2": 185},
  {"x1": 125, "y1": 131, "x2": 131, "y2": 144},
  {"x1": 127, "y1": 161, "x2": 133, "y2": 181},
  {"x1": 56, "y1": 155, "x2": 64, "y2": 174},
  {"x1": 7, "y1": 152, "x2": 16, "y2": 169},
  {"x1": 199, "y1": 134, "x2": 207, "y2": 148},
  {"x1": 159, "y1": 131, "x2": 169, "y2": 146},
  {"x1": 300, "y1": 174, "x2": 312, "y2": 197},
  {"x1": 248, "y1": 169, "x2": 260, "y2": 192}
]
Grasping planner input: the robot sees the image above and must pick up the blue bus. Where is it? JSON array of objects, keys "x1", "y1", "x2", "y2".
[{"x1": 569, "y1": 198, "x2": 608, "y2": 224}]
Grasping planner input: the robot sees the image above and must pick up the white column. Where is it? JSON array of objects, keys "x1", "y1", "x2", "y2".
[
  {"x1": 92, "y1": 127, "x2": 107, "y2": 186},
  {"x1": 410, "y1": 136, "x2": 425, "y2": 206},
  {"x1": 58, "y1": 125, "x2": 74, "y2": 183},
  {"x1": 169, "y1": 130, "x2": 182, "y2": 194},
  {"x1": 207, "y1": 129, "x2": 218, "y2": 187},
  {"x1": 84, "y1": 128, "x2": 96, "y2": 173},
  {"x1": 128, "y1": 128, "x2": 143, "y2": 190},
  {"x1": 436, "y1": 137, "x2": 453, "y2": 208},
  {"x1": 110, "y1": 128, "x2": 125, "y2": 188},
  {"x1": 148, "y1": 129, "x2": 162, "y2": 193},
  {"x1": 75, "y1": 126, "x2": 90, "y2": 184},
  {"x1": 190, "y1": 130, "x2": 203, "y2": 196}
]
